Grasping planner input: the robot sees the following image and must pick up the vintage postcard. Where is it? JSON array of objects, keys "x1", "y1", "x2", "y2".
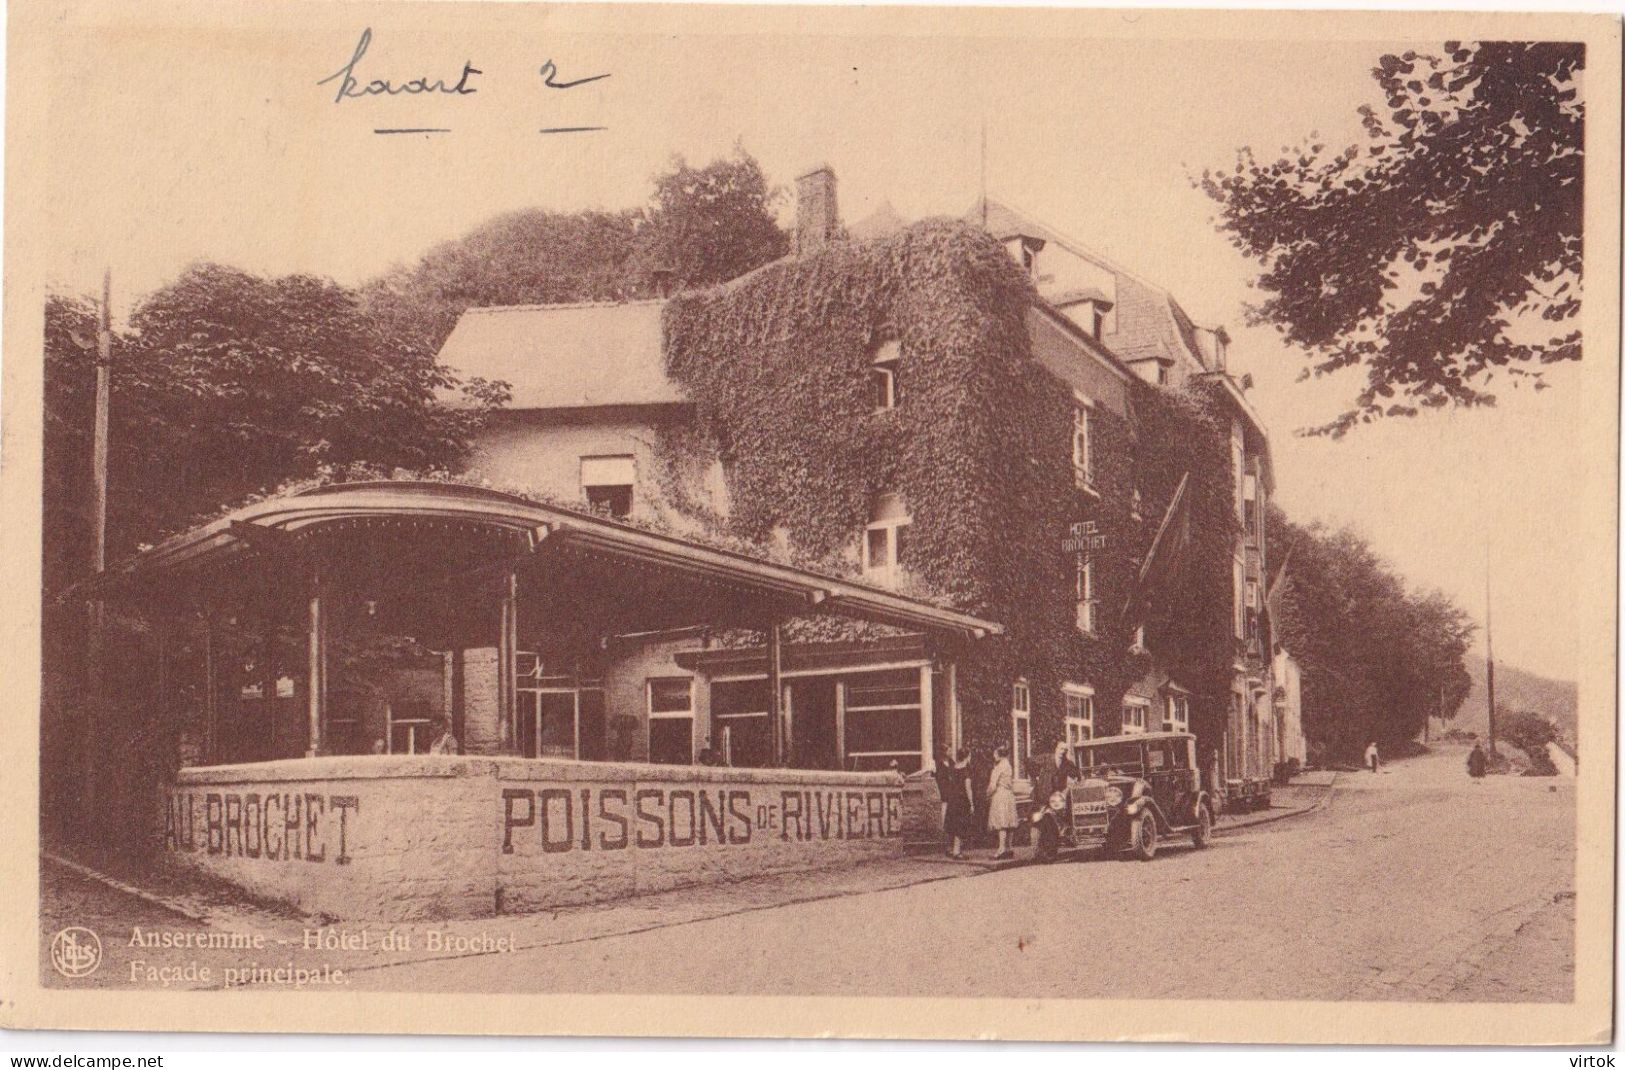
[{"x1": 0, "y1": 0, "x2": 1617, "y2": 1046}]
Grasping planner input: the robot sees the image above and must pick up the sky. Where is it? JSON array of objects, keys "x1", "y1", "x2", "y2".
[{"x1": 32, "y1": 5, "x2": 1598, "y2": 680}]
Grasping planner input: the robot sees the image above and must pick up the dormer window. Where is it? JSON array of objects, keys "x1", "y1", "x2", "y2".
[
  {"x1": 871, "y1": 339, "x2": 901, "y2": 412},
  {"x1": 1002, "y1": 234, "x2": 1047, "y2": 279}
]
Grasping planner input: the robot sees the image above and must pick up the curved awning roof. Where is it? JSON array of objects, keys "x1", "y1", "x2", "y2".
[{"x1": 89, "y1": 481, "x2": 1003, "y2": 641}]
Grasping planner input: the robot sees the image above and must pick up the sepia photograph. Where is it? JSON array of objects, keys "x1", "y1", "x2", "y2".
[{"x1": 0, "y1": 0, "x2": 1618, "y2": 1047}]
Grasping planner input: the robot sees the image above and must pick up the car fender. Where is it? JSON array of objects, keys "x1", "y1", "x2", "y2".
[{"x1": 1133, "y1": 797, "x2": 1171, "y2": 833}]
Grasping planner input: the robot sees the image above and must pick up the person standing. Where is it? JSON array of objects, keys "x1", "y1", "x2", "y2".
[
  {"x1": 1467, "y1": 741, "x2": 1488, "y2": 779},
  {"x1": 1364, "y1": 740, "x2": 1379, "y2": 773},
  {"x1": 934, "y1": 747, "x2": 974, "y2": 859},
  {"x1": 986, "y1": 743, "x2": 1019, "y2": 860}
]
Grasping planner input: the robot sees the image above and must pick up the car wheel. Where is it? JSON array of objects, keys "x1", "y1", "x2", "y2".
[
  {"x1": 1191, "y1": 804, "x2": 1212, "y2": 848},
  {"x1": 1131, "y1": 816, "x2": 1158, "y2": 861}
]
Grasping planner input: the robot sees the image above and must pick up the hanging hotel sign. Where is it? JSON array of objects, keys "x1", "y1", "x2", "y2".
[{"x1": 1064, "y1": 520, "x2": 1108, "y2": 555}]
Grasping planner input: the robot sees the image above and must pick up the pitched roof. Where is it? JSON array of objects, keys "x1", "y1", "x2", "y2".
[
  {"x1": 969, "y1": 198, "x2": 1210, "y2": 374},
  {"x1": 847, "y1": 200, "x2": 907, "y2": 242},
  {"x1": 437, "y1": 300, "x2": 687, "y2": 410}
]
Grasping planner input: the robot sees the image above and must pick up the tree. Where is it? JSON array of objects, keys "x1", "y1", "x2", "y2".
[
  {"x1": 634, "y1": 148, "x2": 789, "y2": 290},
  {"x1": 1267, "y1": 506, "x2": 1475, "y2": 760},
  {"x1": 43, "y1": 264, "x2": 506, "y2": 590},
  {"x1": 362, "y1": 209, "x2": 643, "y2": 354},
  {"x1": 1199, "y1": 43, "x2": 1583, "y2": 436},
  {"x1": 361, "y1": 147, "x2": 788, "y2": 353}
]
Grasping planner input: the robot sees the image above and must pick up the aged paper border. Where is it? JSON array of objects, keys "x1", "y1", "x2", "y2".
[{"x1": 0, "y1": 0, "x2": 1616, "y2": 1044}]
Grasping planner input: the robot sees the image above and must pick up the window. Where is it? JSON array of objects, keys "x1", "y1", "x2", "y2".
[
  {"x1": 581, "y1": 455, "x2": 635, "y2": 518},
  {"x1": 326, "y1": 691, "x2": 362, "y2": 756},
  {"x1": 711, "y1": 679, "x2": 771, "y2": 769},
  {"x1": 1121, "y1": 699, "x2": 1149, "y2": 735},
  {"x1": 1233, "y1": 556, "x2": 1247, "y2": 640},
  {"x1": 1162, "y1": 692, "x2": 1189, "y2": 732},
  {"x1": 1073, "y1": 397, "x2": 1096, "y2": 490},
  {"x1": 647, "y1": 677, "x2": 694, "y2": 765},
  {"x1": 1011, "y1": 681, "x2": 1032, "y2": 780},
  {"x1": 864, "y1": 492, "x2": 912, "y2": 587},
  {"x1": 871, "y1": 339, "x2": 900, "y2": 411},
  {"x1": 1129, "y1": 622, "x2": 1147, "y2": 653},
  {"x1": 1063, "y1": 685, "x2": 1094, "y2": 748},
  {"x1": 844, "y1": 668, "x2": 925, "y2": 773},
  {"x1": 1131, "y1": 486, "x2": 1143, "y2": 521},
  {"x1": 1075, "y1": 557, "x2": 1097, "y2": 634},
  {"x1": 388, "y1": 700, "x2": 435, "y2": 754},
  {"x1": 1091, "y1": 306, "x2": 1106, "y2": 341},
  {"x1": 515, "y1": 654, "x2": 586, "y2": 759},
  {"x1": 1231, "y1": 431, "x2": 1247, "y2": 525}
]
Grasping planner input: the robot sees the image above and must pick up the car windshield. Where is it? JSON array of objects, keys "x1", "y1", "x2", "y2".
[{"x1": 1078, "y1": 741, "x2": 1144, "y2": 777}]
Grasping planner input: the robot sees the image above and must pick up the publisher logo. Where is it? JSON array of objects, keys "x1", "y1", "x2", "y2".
[{"x1": 50, "y1": 926, "x2": 101, "y2": 978}]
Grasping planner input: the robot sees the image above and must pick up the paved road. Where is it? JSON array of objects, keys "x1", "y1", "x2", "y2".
[{"x1": 343, "y1": 744, "x2": 1573, "y2": 1000}]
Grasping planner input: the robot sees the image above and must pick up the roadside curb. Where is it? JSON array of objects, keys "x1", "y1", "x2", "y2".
[
  {"x1": 1218, "y1": 773, "x2": 1339, "y2": 834},
  {"x1": 42, "y1": 850, "x2": 211, "y2": 924}
]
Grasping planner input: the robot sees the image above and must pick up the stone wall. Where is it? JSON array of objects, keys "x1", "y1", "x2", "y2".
[{"x1": 162, "y1": 756, "x2": 906, "y2": 920}]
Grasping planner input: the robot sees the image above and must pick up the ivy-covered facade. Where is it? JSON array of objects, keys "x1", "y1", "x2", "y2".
[{"x1": 431, "y1": 178, "x2": 1284, "y2": 808}]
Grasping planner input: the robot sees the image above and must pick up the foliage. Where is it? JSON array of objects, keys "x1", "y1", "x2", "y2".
[
  {"x1": 361, "y1": 147, "x2": 788, "y2": 354},
  {"x1": 1267, "y1": 505, "x2": 1475, "y2": 759},
  {"x1": 1497, "y1": 705, "x2": 1559, "y2": 775},
  {"x1": 362, "y1": 210, "x2": 644, "y2": 353},
  {"x1": 42, "y1": 266, "x2": 506, "y2": 592},
  {"x1": 661, "y1": 218, "x2": 1250, "y2": 760},
  {"x1": 1132, "y1": 380, "x2": 1247, "y2": 752},
  {"x1": 636, "y1": 148, "x2": 790, "y2": 290},
  {"x1": 1198, "y1": 42, "x2": 1584, "y2": 436}
]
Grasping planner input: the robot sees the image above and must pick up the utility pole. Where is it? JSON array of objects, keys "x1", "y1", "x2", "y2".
[
  {"x1": 82, "y1": 267, "x2": 113, "y2": 835},
  {"x1": 93, "y1": 268, "x2": 111, "y2": 572},
  {"x1": 1485, "y1": 563, "x2": 1497, "y2": 756},
  {"x1": 979, "y1": 122, "x2": 988, "y2": 227}
]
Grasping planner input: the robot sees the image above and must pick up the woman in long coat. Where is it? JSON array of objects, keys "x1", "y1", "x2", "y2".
[
  {"x1": 986, "y1": 743, "x2": 1019, "y2": 859},
  {"x1": 937, "y1": 747, "x2": 974, "y2": 859}
]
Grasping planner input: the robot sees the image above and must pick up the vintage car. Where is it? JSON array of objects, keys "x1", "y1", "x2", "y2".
[{"x1": 1040, "y1": 731, "x2": 1213, "y2": 861}]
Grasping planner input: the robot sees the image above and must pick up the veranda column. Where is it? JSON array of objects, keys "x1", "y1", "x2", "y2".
[
  {"x1": 918, "y1": 663, "x2": 934, "y2": 771},
  {"x1": 766, "y1": 621, "x2": 783, "y2": 766},
  {"x1": 497, "y1": 569, "x2": 518, "y2": 753},
  {"x1": 305, "y1": 565, "x2": 327, "y2": 757},
  {"x1": 201, "y1": 613, "x2": 216, "y2": 763}
]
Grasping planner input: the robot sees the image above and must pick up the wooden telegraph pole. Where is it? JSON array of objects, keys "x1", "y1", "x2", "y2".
[
  {"x1": 82, "y1": 268, "x2": 112, "y2": 832},
  {"x1": 1485, "y1": 564, "x2": 1497, "y2": 756},
  {"x1": 93, "y1": 268, "x2": 111, "y2": 573}
]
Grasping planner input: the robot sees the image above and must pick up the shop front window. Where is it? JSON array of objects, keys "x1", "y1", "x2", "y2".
[{"x1": 647, "y1": 677, "x2": 695, "y2": 765}]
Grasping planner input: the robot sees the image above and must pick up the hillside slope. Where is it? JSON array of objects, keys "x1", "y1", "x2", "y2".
[{"x1": 1444, "y1": 659, "x2": 1577, "y2": 744}]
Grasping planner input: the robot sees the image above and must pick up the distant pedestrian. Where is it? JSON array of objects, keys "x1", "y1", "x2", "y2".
[
  {"x1": 1364, "y1": 741, "x2": 1379, "y2": 773},
  {"x1": 934, "y1": 747, "x2": 974, "y2": 859},
  {"x1": 1467, "y1": 742, "x2": 1487, "y2": 779},
  {"x1": 986, "y1": 743, "x2": 1019, "y2": 860}
]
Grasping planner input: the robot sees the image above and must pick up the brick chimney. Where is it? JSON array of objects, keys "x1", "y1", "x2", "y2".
[{"x1": 794, "y1": 166, "x2": 839, "y2": 255}]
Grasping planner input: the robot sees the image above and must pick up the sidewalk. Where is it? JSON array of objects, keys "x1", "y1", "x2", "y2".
[
  {"x1": 43, "y1": 773, "x2": 1339, "y2": 988},
  {"x1": 1218, "y1": 774, "x2": 1337, "y2": 831}
]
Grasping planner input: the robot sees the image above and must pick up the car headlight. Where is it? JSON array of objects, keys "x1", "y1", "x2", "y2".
[
  {"x1": 1104, "y1": 786, "x2": 1123, "y2": 806},
  {"x1": 1131, "y1": 781, "x2": 1146, "y2": 799}
]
